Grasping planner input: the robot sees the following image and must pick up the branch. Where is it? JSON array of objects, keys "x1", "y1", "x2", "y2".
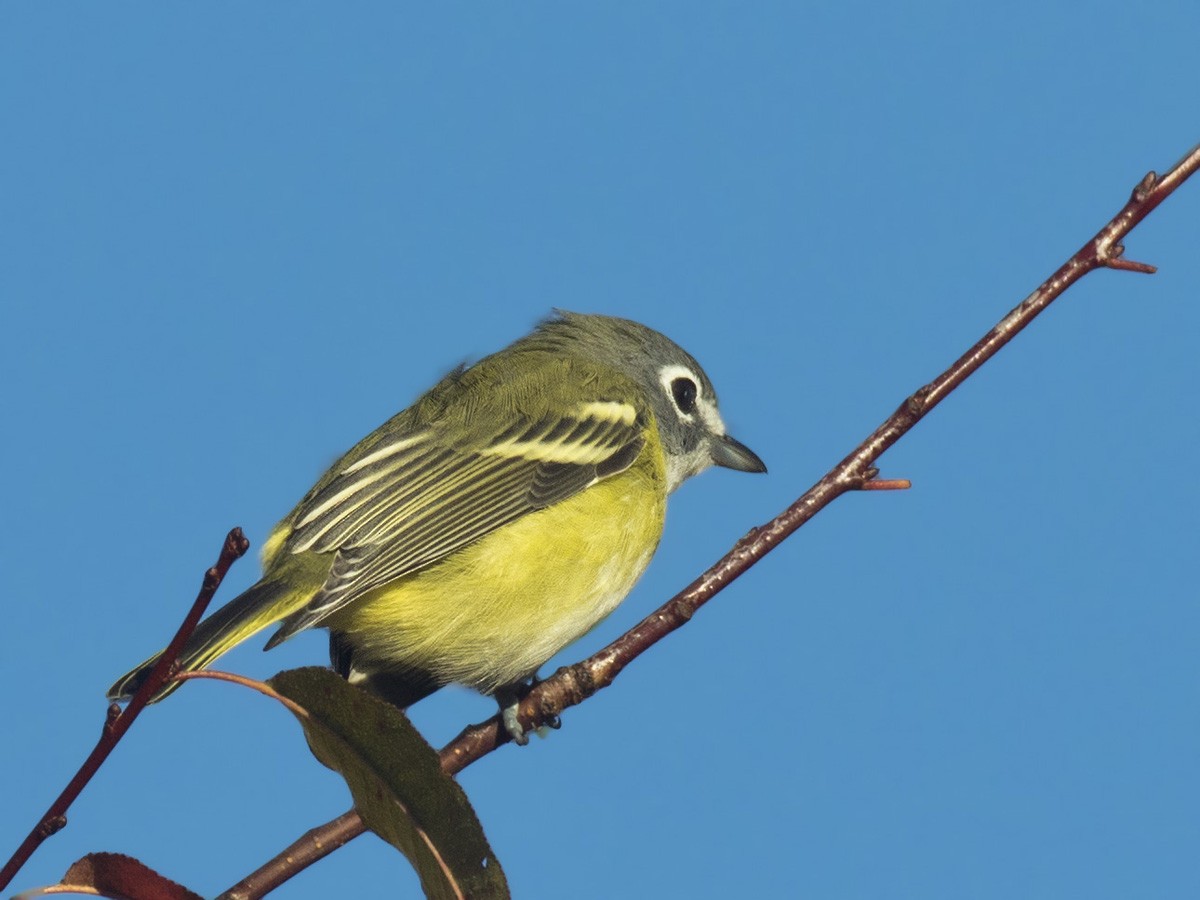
[
  {"x1": 0, "y1": 528, "x2": 250, "y2": 893},
  {"x1": 223, "y1": 143, "x2": 1199, "y2": 897},
  {"x1": 451, "y1": 145, "x2": 1200, "y2": 762}
]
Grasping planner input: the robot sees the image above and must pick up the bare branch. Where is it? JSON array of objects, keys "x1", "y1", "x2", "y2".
[{"x1": 0, "y1": 529, "x2": 250, "y2": 892}]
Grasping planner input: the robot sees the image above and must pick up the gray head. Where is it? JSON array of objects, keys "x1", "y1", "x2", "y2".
[{"x1": 519, "y1": 311, "x2": 766, "y2": 492}]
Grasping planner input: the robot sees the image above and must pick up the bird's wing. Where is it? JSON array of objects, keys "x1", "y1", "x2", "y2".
[{"x1": 266, "y1": 367, "x2": 647, "y2": 646}]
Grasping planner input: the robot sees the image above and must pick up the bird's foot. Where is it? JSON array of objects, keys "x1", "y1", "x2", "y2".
[{"x1": 494, "y1": 676, "x2": 560, "y2": 745}]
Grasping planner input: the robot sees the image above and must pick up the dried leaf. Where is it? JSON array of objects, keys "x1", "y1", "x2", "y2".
[{"x1": 45, "y1": 852, "x2": 202, "y2": 900}]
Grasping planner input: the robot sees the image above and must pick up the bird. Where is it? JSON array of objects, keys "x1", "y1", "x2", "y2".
[{"x1": 108, "y1": 311, "x2": 766, "y2": 742}]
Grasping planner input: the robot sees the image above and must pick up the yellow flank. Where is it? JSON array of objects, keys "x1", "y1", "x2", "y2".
[
  {"x1": 260, "y1": 522, "x2": 292, "y2": 569},
  {"x1": 326, "y1": 421, "x2": 668, "y2": 693}
]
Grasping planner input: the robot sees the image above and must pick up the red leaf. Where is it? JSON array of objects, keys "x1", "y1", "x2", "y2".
[{"x1": 58, "y1": 853, "x2": 202, "y2": 900}]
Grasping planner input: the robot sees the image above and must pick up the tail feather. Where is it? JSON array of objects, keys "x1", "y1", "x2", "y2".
[{"x1": 107, "y1": 579, "x2": 295, "y2": 703}]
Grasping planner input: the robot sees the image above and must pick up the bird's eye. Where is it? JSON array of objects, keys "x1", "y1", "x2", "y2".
[{"x1": 671, "y1": 376, "x2": 698, "y2": 414}]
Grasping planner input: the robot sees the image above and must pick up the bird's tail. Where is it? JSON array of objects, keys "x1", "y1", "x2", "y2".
[{"x1": 106, "y1": 578, "x2": 298, "y2": 703}]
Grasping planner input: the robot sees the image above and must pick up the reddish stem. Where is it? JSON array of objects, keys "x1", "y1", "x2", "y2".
[{"x1": 0, "y1": 529, "x2": 250, "y2": 892}]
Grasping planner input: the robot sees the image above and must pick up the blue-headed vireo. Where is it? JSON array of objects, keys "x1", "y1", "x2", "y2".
[{"x1": 108, "y1": 312, "x2": 765, "y2": 741}]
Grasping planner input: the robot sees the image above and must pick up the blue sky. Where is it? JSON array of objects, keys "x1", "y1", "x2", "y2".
[{"x1": 2, "y1": 4, "x2": 1197, "y2": 898}]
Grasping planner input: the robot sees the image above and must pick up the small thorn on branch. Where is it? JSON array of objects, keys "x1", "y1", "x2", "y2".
[
  {"x1": 857, "y1": 478, "x2": 912, "y2": 491},
  {"x1": 734, "y1": 525, "x2": 764, "y2": 550},
  {"x1": 1105, "y1": 256, "x2": 1157, "y2": 274},
  {"x1": 1133, "y1": 171, "x2": 1158, "y2": 202}
]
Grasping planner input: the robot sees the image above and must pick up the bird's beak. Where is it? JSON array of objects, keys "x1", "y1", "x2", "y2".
[{"x1": 710, "y1": 433, "x2": 767, "y2": 474}]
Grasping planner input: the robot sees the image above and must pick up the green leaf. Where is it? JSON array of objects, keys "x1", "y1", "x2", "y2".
[{"x1": 268, "y1": 667, "x2": 508, "y2": 900}]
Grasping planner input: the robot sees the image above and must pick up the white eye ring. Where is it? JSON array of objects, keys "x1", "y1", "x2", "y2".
[{"x1": 659, "y1": 364, "x2": 702, "y2": 420}]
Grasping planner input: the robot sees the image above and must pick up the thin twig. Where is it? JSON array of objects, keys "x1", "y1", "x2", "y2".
[
  {"x1": 0, "y1": 528, "x2": 250, "y2": 893},
  {"x1": 225, "y1": 144, "x2": 1199, "y2": 897}
]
